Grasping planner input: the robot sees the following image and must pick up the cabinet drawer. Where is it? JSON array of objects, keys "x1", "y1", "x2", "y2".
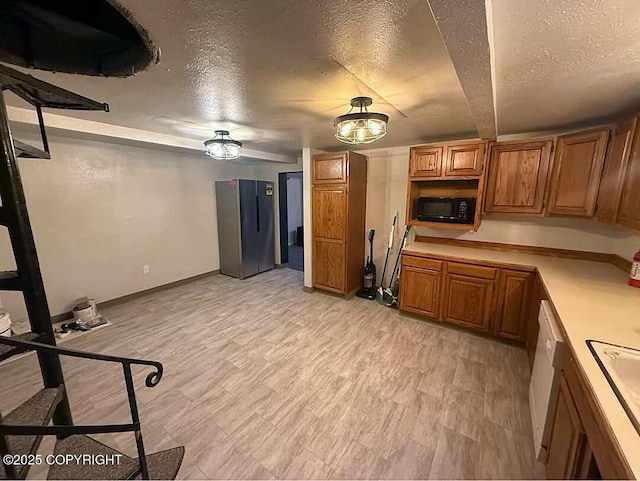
[
  {"x1": 445, "y1": 262, "x2": 496, "y2": 279},
  {"x1": 402, "y1": 255, "x2": 442, "y2": 271}
]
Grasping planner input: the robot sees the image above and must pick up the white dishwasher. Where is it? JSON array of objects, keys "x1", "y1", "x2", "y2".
[{"x1": 529, "y1": 300, "x2": 566, "y2": 463}]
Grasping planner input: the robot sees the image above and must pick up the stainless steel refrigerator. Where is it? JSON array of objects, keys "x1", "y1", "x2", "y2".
[{"x1": 215, "y1": 179, "x2": 275, "y2": 279}]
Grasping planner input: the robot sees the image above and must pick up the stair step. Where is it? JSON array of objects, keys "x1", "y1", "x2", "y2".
[
  {"x1": 47, "y1": 435, "x2": 138, "y2": 480},
  {"x1": 0, "y1": 271, "x2": 21, "y2": 291},
  {"x1": 47, "y1": 435, "x2": 185, "y2": 480},
  {"x1": 142, "y1": 446, "x2": 185, "y2": 480},
  {"x1": 0, "y1": 332, "x2": 40, "y2": 362},
  {"x1": 13, "y1": 140, "x2": 50, "y2": 160},
  {"x1": 1, "y1": 387, "x2": 63, "y2": 479}
]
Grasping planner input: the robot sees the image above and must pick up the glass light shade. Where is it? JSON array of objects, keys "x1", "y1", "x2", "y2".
[
  {"x1": 333, "y1": 97, "x2": 388, "y2": 144},
  {"x1": 204, "y1": 130, "x2": 242, "y2": 160},
  {"x1": 335, "y1": 117, "x2": 388, "y2": 144}
]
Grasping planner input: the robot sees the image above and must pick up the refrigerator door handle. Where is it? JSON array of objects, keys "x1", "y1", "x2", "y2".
[{"x1": 256, "y1": 194, "x2": 260, "y2": 232}]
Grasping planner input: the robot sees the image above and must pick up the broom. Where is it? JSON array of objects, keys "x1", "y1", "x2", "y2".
[
  {"x1": 377, "y1": 212, "x2": 397, "y2": 304},
  {"x1": 382, "y1": 225, "x2": 411, "y2": 306}
]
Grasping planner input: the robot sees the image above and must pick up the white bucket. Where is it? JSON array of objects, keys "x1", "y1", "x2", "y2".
[
  {"x1": 73, "y1": 299, "x2": 98, "y2": 321},
  {"x1": 0, "y1": 309, "x2": 11, "y2": 337},
  {"x1": 72, "y1": 306, "x2": 94, "y2": 321}
]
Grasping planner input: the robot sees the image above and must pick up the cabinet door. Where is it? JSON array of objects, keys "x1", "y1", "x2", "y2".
[
  {"x1": 526, "y1": 276, "x2": 546, "y2": 370},
  {"x1": 441, "y1": 272, "x2": 495, "y2": 331},
  {"x1": 313, "y1": 154, "x2": 347, "y2": 184},
  {"x1": 409, "y1": 145, "x2": 443, "y2": 178},
  {"x1": 313, "y1": 240, "x2": 345, "y2": 293},
  {"x1": 547, "y1": 130, "x2": 609, "y2": 217},
  {"x1": 312, "y1": 186, "x2": 346, "y2": 241},
  {"x1": 399, "y1": 266, "x2": 442, "y2": 319},
  {"x1": 546, "y1": 375, "x2": 588, "y2": 480},
  {"x1": 484, "y1": 141, "x2": 553, "y2": 214},
  {"x1": 596, "y1": 119, "x2": 637, "y2": 223},
  {"x1": 494, "y1": 270, "x2": 533, "y2": 342},
  {"x1": 617, "y1": 116, "x2": 640, "y2": 230},
  {"x1": 444, "y1": 141, "x2": 486, "y2": 177}
]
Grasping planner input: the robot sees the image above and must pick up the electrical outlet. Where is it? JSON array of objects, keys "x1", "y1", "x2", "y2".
[{"x1": 143, "y1": 265, "x2": 150, "y2": 274}]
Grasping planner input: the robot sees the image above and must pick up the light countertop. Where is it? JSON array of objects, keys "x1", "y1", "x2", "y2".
[{"x1": 403, "y1": 241, "x2": 640, "y2": 478}]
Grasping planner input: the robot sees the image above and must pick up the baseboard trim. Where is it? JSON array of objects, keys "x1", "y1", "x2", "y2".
[
  {"x1": 50, "y1": 270, "x2": 220, "y2": 323},
  {"x1": 276, "y1": 263, "x2": 289, "y2": 269},
  {"x1": 303, "y1": 286, "x2": 315, "y2": 293},
  {"x1": 413, "y1": 236, "x2": 632, "y2": 273},
  {"x1": 609, "y1": 254, "x2": 633, "y2": 273}
]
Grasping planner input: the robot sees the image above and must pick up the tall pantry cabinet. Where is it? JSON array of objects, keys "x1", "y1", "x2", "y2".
[{"x1": 312, "y1": 152, "x2": 367, "y2": 295}]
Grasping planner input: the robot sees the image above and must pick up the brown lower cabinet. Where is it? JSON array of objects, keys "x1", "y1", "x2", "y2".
[
  {"x1": 526, "y1": 275, "x2": 547, "y2": 369},
  {"x1": 546, "y1": 374, "x2": 592, "y2": 479},
  {"x1": 546, "y1": 356, "x2": 633, "y2": 479},
  {"x1": 441, "y1": 263, "x2": 496, "y2": 332},
  {"x1": 494, "y1": 269, "x2": 533, "y2": 341},
  {"x1": 399, "y1": 250, "x2": 634, "y2": 479},
  {"x1": 399, "y1": 253, "x2": 533, "y2": 342},
  {"x1": 399, "y1": 266, "x2": 442, "y2": 318}
]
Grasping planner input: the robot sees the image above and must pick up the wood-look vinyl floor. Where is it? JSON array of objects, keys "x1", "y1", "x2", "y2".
[{"x1": 0, "y1": 269, "x2": 545, "y2": 480}]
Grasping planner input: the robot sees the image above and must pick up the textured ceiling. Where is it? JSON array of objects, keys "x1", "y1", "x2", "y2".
[
  {"x1": 492, "y1": 0, "x2": 640, "y2": 134},
  {"x1": 7, "y1": 0, "x2": 639, "y2": 153},
  {"x1": 428, "y1": 0, "x2": 496, "y2": 139},
  {"x1": 6, "y1": 0, "x2": 477, "y2": 155}
]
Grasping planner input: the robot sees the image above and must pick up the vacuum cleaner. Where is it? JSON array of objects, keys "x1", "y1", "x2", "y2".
[{"x1": 356, "y1": 229, "x2": 377, "y2": 300}]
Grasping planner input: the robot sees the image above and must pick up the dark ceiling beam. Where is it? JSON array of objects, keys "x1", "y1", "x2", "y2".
[{"x1": 427, "y1": 0, "x2": 497, "y2": 139}]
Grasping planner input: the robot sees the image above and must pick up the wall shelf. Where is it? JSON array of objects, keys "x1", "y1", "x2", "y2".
[
  {"x1": 407, "y1": 219, "x2": 476, "y2": 230},
  {"x1": 406, "y1": 178, "x2": 483, "y2": 231}
]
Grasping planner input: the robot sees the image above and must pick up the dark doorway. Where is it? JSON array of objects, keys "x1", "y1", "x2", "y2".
[{"x1": 278, "y1": 171, "x2": 303, "y2": 271}]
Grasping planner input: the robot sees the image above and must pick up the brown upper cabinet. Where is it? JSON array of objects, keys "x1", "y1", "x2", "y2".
[
  {"x1": 546, "y1": 129, "x2": 609, "y2": 217},
  {"x1": 595, "y1": 118, "x2": 637, "y2": 223},
  {"x1": 484, "y1": 140, "x2": 553, "y2": 214},
  {"x1": 311, "y1": 152, "x2": 367, "y2": 295},
  {"x1": 312, "y1": 153, "x2": 347, "y2": 184},
  {"x1": 409, "y1": 145, "x2": 444, "y2": 178},
  {"x1": 617, "y1": 115, "x2": 640, "y2": 231},
  {"x1": 445, "y1": 141, "x2": 486, "y2": 177},
  {"x1": 409, "y1": 140, "x2": 487, "y2": 180}
]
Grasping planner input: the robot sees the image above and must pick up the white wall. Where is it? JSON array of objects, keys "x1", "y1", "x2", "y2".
[
  {"x1": 0, "y1": 132, "x2": 301, "y2": 320},
  {"x1": 614, "y1": 233, "x2": 640, "y2": 262},
  {"x1": 301, "y1": 148, "x2": 320, "y2": 288},
  {"x1": 286, "y1": 174, "x2": 303, "y2": 245}
]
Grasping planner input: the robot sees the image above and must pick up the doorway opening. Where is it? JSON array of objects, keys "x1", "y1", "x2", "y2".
[{"x1": 278, "y1": 171, "x2": 304, "y2": 271}]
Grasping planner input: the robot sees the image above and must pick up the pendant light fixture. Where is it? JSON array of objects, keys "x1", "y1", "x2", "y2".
[
  {"x1": 333, "y1": 97, "x2": 389, "y2": 144},
  {"x1": 204, "y1": 130, "x2": 242, "y2": 160}
]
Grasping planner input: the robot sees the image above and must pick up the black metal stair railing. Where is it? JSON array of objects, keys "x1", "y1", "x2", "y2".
[
  {"x1": 0, "y1": 64, "x2": 110, "y2": 434},
  {"x1": 0, "y1": 336, "x2": 163, "y2": 480}
]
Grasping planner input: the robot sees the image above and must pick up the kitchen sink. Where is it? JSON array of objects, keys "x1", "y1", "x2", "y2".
[{"x1": 588, "y1": 340, "x2": 640, "y2": 434}]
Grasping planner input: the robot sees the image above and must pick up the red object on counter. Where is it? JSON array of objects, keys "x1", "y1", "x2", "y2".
[{"x1": 630, "y1": 248, "x2": 640, "y2": 288}]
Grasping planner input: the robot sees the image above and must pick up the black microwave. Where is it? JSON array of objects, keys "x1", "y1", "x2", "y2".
[{"x1": 417, "y1": 197, "x2": 475, "y2": 224}]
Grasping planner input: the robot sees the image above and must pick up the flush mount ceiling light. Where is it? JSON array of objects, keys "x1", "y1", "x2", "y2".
[
  {"x1": 204, "y1": 130, "x2": 242, "y2": 160},
  {"x1": 333, "y1": 97, "x2": 389, "y2": 144}
]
